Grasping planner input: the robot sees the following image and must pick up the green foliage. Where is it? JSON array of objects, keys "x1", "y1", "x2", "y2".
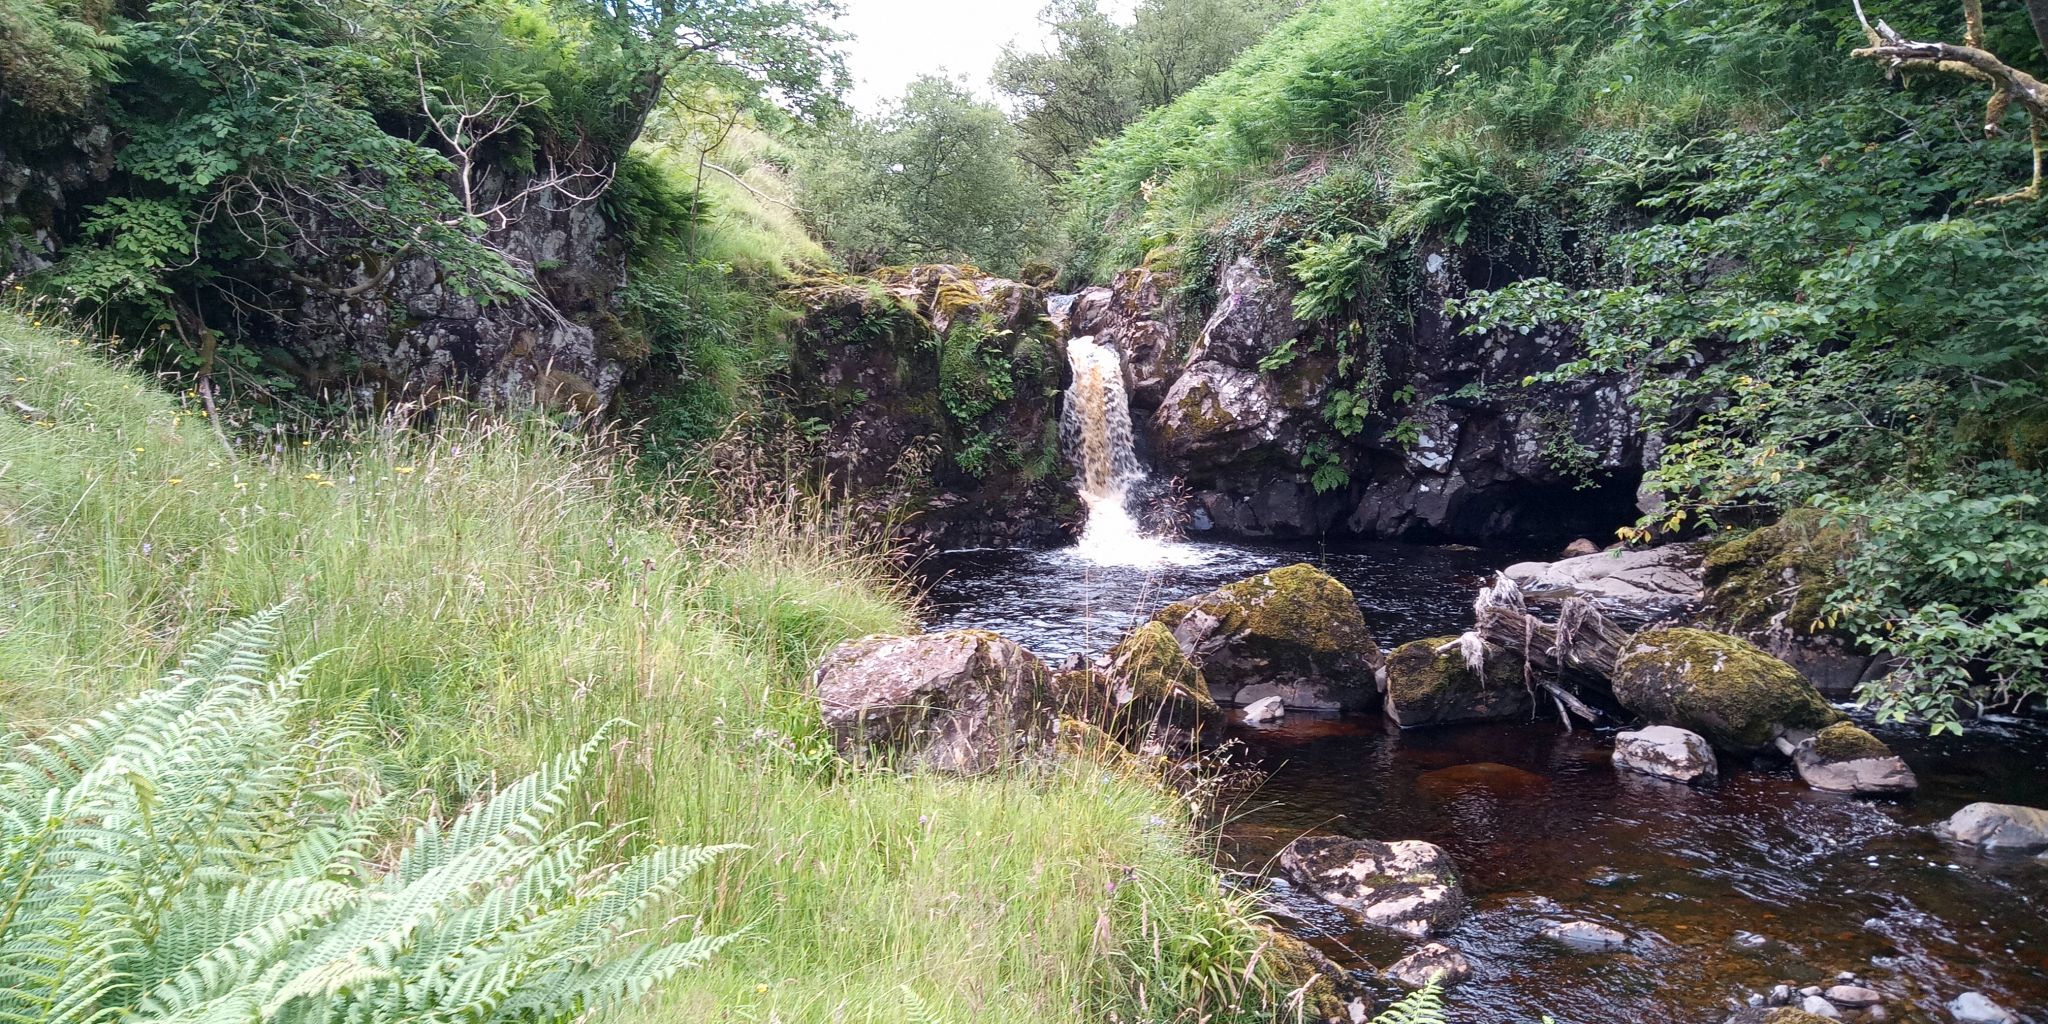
[
  {"x1": 1453, "y1": 79, "x2": 2048, "y2": 729},
  {"x1": 1290, "y1": 229, "x2": 1388, "y2": 322},
  {"x1": 798, "y1": 76, "x2": 1051, "y2": 273},
  {"x1": 0, "y1": 0, "x2": 120, "y2": 118},
  {"x1": 0, "y1": 608, "x2": 735, "y2": 1024},
  {"x1": 1369, "y1": 981, "x2": 1446, "y2": 1024}
]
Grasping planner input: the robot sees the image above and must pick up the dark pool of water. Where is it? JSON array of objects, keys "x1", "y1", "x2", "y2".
[{"x1": 924, "y1": 541, "x2": 2048, "y2": 1024}]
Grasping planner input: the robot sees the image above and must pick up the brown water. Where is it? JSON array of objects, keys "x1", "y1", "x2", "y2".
[{"x1": 925, "y1": 541, "x2": 2048, "y2": 1024}]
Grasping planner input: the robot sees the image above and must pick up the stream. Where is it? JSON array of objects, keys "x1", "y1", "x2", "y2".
[{"x1": 922, "y1": 541, "x2": 2048, "y2": 1024}]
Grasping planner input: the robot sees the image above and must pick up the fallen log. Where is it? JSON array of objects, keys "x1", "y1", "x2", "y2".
[{"x1": 1468, "y1": 573, "x2": 1631, "y2": 729}]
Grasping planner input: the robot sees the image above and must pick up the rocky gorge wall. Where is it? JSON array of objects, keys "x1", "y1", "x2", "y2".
[{"x1": 1073, "y1": 242, "x2": 1652, "y2": 545}]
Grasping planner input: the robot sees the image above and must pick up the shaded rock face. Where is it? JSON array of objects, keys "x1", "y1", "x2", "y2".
[
  {"x1": 1151, "y1": 563, "x2": 1381, "y2": 709},
  {"x1": 1938, "y1": 803, "x2": 2048, "y2": 852},
  {"x1": 1278, "y1": 835, "x2": 1466, "y2": 938},
  {"x1": 1383, "y1": 635, "x2": 1530, "y2": 728},
  {"x1": 1085, "y1": 248, "x2": 1647, "y2": 545},
  {"x1": 784, "y1": 265, "x2": 1071, "y2": 552},
  {"x1": 810, "y1": 630, "x2": 1054, "y2": 773},
  {"x1": 1789, "y1": 722, "x2": 1916, "y2": 795},
  {"x1": 1611, "y1": 627, "x2": 1841, "y2": 754},
  {"x1": 1612, "y1": 725, "x2": 1718, "y2": 785}
]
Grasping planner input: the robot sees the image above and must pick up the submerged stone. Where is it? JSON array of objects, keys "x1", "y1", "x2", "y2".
[
  {"x1": 1382, "y1": 634, "x2": 1531, "y2": 728},
  {"x1": 1151, "y1": 563, "x2": 1380, "y2": 709},
  {"x1": 1278, "y1": 835, "x2": 1466, "y2": 938},
  {"x1": 1938, "y1": 803, "x2": 2048, "y2": 853},
  {"x1": 1611, "y1": 627, "x2": 1840, "y2": 754},
  {"x1": 1415, "y1": 762, "x2": 1550, "y2": 800},
  {"x1": 1385, "y1": 942, "x2": 1473, "y2": 989},
  {"x1": 1947, "y1": 991, "x2": 2018, "y2": 1024},
  {"x1": 1541, "y1": 920, "x2": 1628, "y2": 950}
]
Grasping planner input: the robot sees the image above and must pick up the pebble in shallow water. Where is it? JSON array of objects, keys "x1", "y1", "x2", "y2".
[{"x1": 1540, "y1": 920, "x2": 1628, "y2": 950}]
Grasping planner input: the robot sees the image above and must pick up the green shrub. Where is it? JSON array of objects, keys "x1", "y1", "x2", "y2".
[{"x1": 0, "y1": 608, "x2": 735, "y2": 1024}]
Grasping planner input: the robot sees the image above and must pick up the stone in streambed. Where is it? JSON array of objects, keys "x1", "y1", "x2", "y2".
[
  {"x1": 1151, "y1": 563, "x2": 1380, "y2": 710},
  {"x1": 1385, "y1": 942, "x2": 1473, "y2": 989},
  {"x1": 1243, "y1": 694, "x2": 1286, "y2": 723},
  {"x1": 1947, "y1": 992, "x2": 2018, "y2": 1024},
  {"x1": 1090, "y1": 621, "x2": 1224, "y2": 754},
  {"x1": 1611, "y1": 627, "x2": 1840, "y2": 754},
  {"x1": 811, "y1": 630, "x2": 1053, "y2": 774},
  {"x1": 1824, "y1": 985, "x2": 1882, "y2": 1008},
  {"x1": 1938, "y1": 803, "x2": 2048, "y2": 852},
  {"x1": 1798, "y1": 995, "x2": 1842, "y2": 1019},
  {"x1": 1540, "y1": 920, "x2": 1628, "y2": 950},
  {"x1": 1382, "y1": 634, "x2": 1530, "y2": 728},
  {"x1": 1790, "y1": 722, "x2": 1916, "y2": 795},
  {"x1": 1612, "y1": 725, "x2": 1719, "y2": 784},
  {"x1": 1254, "y1": 925, "x2": 1371, "y2": 1023},
  {"x1": 1278, "y1": 835, "x2": 1465, "y2": 938}
]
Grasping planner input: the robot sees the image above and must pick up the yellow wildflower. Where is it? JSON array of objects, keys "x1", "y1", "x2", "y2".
[{"x1": 395, "y1": 466, "x2": 416, "y2": 475}]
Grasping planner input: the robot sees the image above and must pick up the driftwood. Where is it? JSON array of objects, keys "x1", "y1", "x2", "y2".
[{"x1": 1467, "y1": 573, "x2": 1633, "y2": 730}]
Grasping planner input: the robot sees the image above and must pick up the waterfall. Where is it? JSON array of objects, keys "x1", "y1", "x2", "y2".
[{"x1": 1061, "y1": 336, "x2": 1201, "y2": 566}]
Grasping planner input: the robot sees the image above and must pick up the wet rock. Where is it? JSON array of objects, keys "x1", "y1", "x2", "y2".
[
  {"x1": 1799, "y1": 995, "x2": 1842, "y2": 1019},
  {"x1": 1789, "y1": 723, "x2": 1916, "y2": 795},
  {"x1": 1255, "y1": 925, "x2": 1372, "y2": 1023},
  {"x1": 1382, "y1": 634, "x2": 1531, "y2": 728},
  {"x1": 1825, "y1": 986, "x2": 1882, "y2": 1008},
  {"x1": 1611, "y1": 627, "x2": 1841, "y2": 754},
  {"x1": 1277, "y1": 835, "x2": 1466, "y2": 938},
  {"x1": 1092, "y1": 621, "x2": 1224, "y2": 754},
  {"x1": 1947, "y1": 991, "x2": 2017, "y2": 1024},
  {"x1": 1244, "y1": 695, "x2": 1286, "y2": 724},
  {"x1": 1540, "y1": 920, "x2": 1628, "y2": 950},
  {"x1": 1505, "y1": 544, "x2": 1702, "y2": 624},
  {"x1": 1385, "y1": 942, "x2": 1473, "y2": 989},
  {"x1": 1152, "y1": 563, "x2": 1381, "y2": 709},
  {"x1": 1562, "y1": 537, "x2": 1602, "y2": 557},
  {"x1": 811, "y1": 630, "x2": 1053, "y2": 773},
  {"x1": 1612, "y1": 725, "x2": 1719, "y2": 784},
  {"x1": 1769, "y1": 985, "x2": 1796, "y2": 1006},
  {"x1": 1937, "y1": 803, "x2": 2048, "y2": 852}
]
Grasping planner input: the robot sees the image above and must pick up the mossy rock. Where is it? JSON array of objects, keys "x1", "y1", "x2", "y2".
[
  {"x1": 1055, "y1": 623, "x2": 1223, "y2": 753},
  {"x1": 1701, "y1": 509, "x2": 1855, "y2": 637},
  {"x1": 1612, "y1": 627, "x2": 1842, "y2": 754},
  {"x1": 1051, "y1": 717, "x2": 1141, "y2": 770},
  {"x1": 1384, "y1": 635, "x2": 1530, "y2": 728},
  {"x1": 1151, "y1": 564, "x2": 1380, "y2": 709},
  {"x1": 1254, "y1": 926, "x2": 1360, "y2": 1023},
  {"x1": 1809, "y1": 721, "x2": 1892, "y2": 763}
]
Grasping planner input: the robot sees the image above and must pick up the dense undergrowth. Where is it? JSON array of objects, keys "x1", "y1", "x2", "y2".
[{"x1": 0, "y1": 309, "x2": 1283, "y2": 1024}]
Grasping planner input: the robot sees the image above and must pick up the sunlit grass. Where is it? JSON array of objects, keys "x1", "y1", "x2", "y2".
[{"x1": 0, "y1": 307, "x2": 1275, "y2": 1024}]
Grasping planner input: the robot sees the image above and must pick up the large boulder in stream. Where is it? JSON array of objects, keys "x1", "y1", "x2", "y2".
[
  {"x1": 1612, "y1": 725, "x2": 1718, "y2": 785},
  {"x1": 1151, "y1": 563, "x2": 1381, "y2": 709},
  {"x1": 1611, "y1": 627, "x2": 1841, "y2": 754},
  {"x1": 811, "y1": 630, "x2": 1054, "y2": 773},
  {"x1": 1504, "y1": 544, "x2": 1702, "y2": 625},
  {"x1": 1788, "y1": 722, "x2": 1916, "y2": 795},
  {"x1": 1383, "y1": 634, "x2": 1530, "y2": 727},
  {"x1": 1057, "y1": 622, "x2": 1224, "y2": 755},
  {"x1": 1278, "y1": 835, "x2": 1466, "y2": 938},
  {"x1": 1938, "y1": 803, "x2": 2048, "y2": 852}
]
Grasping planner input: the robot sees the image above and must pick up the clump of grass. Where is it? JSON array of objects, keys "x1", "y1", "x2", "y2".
[{"x1": 0, "y1": 307, "x2": 1277, "y2": 1024}]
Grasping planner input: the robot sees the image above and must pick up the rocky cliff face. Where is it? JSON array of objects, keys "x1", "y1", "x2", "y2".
[
  {"x1": 783, "y1": 265, "x2": 1074, "y2": 551},
  {"x1": 1075, "y1": 243, "x2": 1649, "y2": 544}
]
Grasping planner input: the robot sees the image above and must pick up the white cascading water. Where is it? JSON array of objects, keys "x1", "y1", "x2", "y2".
[{"x1": 1061, "y1": 336, "x2": 1204, "y2": 567}]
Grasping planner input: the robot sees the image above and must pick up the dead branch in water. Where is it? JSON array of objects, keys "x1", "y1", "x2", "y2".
[{"x1": 1469, "y1": 573, "x2": 1628, "y2": 728}]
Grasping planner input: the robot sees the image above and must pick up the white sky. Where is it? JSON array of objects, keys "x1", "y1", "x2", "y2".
[{"x1": 833, "y1": 0, "x2": 1133, "y2": 113}]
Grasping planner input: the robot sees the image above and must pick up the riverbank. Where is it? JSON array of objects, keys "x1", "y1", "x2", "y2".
[{"x1": 0, "y1": 308, "x2": 1270, "y2": 1024}]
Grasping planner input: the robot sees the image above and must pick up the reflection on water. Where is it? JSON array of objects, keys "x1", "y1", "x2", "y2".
[{"x1": 925, "y1": 541, "x2": 2048, "y2": 1024}]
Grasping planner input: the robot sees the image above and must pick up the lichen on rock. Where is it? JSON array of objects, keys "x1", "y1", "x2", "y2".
[
  {"x1": 1059, "y1": 621, "x2": 1224, "y2": 754},
  {"x1": 810, "y1": 629, "x2": 1055, "y2": 773},
  {"x1": 1611, "y1": 627, "x2": 1841, "y2": 754}
]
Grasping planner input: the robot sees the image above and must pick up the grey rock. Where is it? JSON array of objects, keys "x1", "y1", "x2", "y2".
[
  {"x1": 1541, "y1": 920, "x2": 1628, "y2": 950},
  {"x1": 1769, "y1": 984, "x2": 1796, "y2": 1006},
  {"x1": 1151, "y1": 564, "x2": 1381, "y2": 710},
  {"x1": 1504, "y1": 544, "x2": 1702, "y2": 621},
  {"x1": 1825, "y1": 986, "x2": 1882, "y2": 1008},
  {"x1": 1613, "y1": 725, "x2": 1719, "y2": 784},
  {"x1": 1790, "y1": 726, "x2": 1918, "y2": 795},
  {"x1": 1243, "y1": 695, "x2": 1286, "y2": 724},
  {"x1": 1801, "y1": 994, "x2": 1843, "y2": 1018},
  {"x1": 1947, "y1": 991, "x2": 2017, "y2": 1024},
  {"x1": 811, "y1": 631, "x2": 1053, "y2": 774},
  {"x1": 1278, "y1": 835, "x2": 1465, "y2": 938},
  {"x1": 1385, "y1": 942, "x2": 1474, "y2": 989},
  {"x1": 1938, "y1": 803, "x2": 2048, "y2": 852}
]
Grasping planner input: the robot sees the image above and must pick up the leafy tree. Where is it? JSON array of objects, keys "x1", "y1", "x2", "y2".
[
  {"x1": 993, "y1": 0, "x2": 1302, "y2": 178},
  {"x1": 0, "y1": 607, "x2": 737, "y2": 1024},
  {"x1": 798, "y1": 76, "x2": 1050, "y2": 271}
]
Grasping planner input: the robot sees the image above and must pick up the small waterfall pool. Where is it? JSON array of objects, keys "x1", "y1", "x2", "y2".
[{"x1": 921, "y1": 541, "x2": 2048, "y2": 1024}]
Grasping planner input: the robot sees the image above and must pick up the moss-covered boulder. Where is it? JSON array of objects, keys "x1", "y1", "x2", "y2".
[
  {"x1": 1700, "y1": 510, "x2": 1884, "y2": 696},
  {"x1": 1791, "y1": 722, "x2": 1916, "y2": 794},
  {"x1": 1255, "y1": 926, "x2": 1368, "y2": 1023},
  {"x1": 1060, "y1": 622, "x2": 1224, "y2": 754},
  {"x1": 1611, "y1": 627, "x2": 1841, "y2": 754},
  {"x1": 1383, "y1": 635, "x2": 1530, "y2": 728},
  {"x1": 1151, "y1": 563, "x2": 1380, "y2": 709},
  {"x1": 811, "y1": 630, "x2": 1054, "y2": 773}
]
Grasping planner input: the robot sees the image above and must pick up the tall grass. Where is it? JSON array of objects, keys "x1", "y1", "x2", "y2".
[{"x1": 0, "y1": 308, "x2": 1273, "y2": 1024}]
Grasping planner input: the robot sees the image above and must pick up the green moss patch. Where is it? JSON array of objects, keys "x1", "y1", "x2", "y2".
[
  {"x1": 1613, "y1": 627, "x2": 1841, "y2": 753},
  {"x1": 1810, "y1": 721, "x2": 1893, "y2": 764},
  {"x1": 1384, "y1": 635, "x2": 1528, "y2": 727},
  {"x1": 1702, "y1": 509, "x2": 1855, "y2": 636}
]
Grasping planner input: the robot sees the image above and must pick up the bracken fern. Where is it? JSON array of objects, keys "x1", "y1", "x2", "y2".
[{"x1": 0, "y1": 609, "x2": 736, "y2": 1024}]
